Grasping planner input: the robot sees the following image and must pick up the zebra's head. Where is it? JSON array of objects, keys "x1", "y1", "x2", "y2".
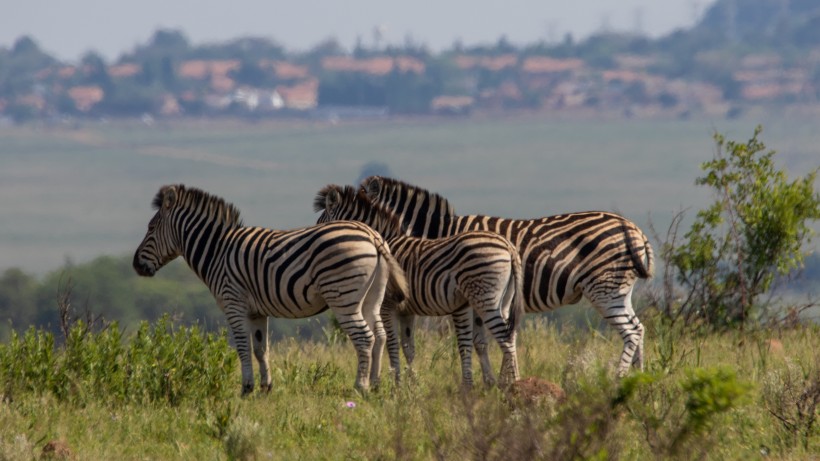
[
  {"x1": 313, "y1": 184, "x2": 346, "y2": 224},
  {"x1": 314, "y1": 184, "x2": 405, "y2": 238},
  {"x1": 360, "y1": 176, "x2": 384, "y2": 203},
  {"x1": 133, "y1": 185, "x2": 183, "y2": 277}
]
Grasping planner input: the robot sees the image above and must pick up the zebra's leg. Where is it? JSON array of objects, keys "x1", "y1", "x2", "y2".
[
  {"x1": 334, "y1": 309, "x2": 375, "y2": 391},
  {"x1": 466, "y1": 282, "x2": 519, "y2": 386},
  {"x1": 361, "y1": 280, "x2": 388, "y2": 389},
  {"x1": 398, "y1": 311, "x2": 417, "y2": 380},
  {"x1": 249, "y1": 316, "x2": 271, "y2": 393},
  {"x1": 590, "y1": 285, "x2": 644, "y2": 377},
  {"x1": 452, "y1": 307, "x2": 475, "y2": 388},
  {"x1": 471, "y1": 314, "x2": 497, "y2": 387},
  {"x1": 474, "y1": 309, "x2": 518, "y2": 386},
  {"x1": 224, "y1": 304, "x2": 255, "y2": 395},
  {"x1": 382, "y1": 305, "x2": 401, "y2": 383}
]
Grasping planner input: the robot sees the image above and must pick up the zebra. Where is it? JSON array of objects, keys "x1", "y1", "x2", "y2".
[
  {"x1": 360, "y1": 176, "x2": 654, "y2": 378},
  {"x1": 314, "y1": 184, "x2": 524, "y2": 387},
  {"x1": 132, "y1": 184, "x2": 409, "y2": 395}
]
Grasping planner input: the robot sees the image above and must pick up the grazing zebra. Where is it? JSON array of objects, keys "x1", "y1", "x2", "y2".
[
  {"x1": 315, "y1": 184, "x2": 524, "y2": 386},
  {"x1": 133, "y1": 184, "x2": 408, "y2": 394},
  {"x1": 360, "y1": 176, "x2": 654, "y2": 378}
]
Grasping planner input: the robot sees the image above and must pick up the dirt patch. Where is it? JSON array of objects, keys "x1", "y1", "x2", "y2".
[
  {"x1": 508, "y1": 377, "x2": 566, "y2": 406},
  {"x1": 41, "y1": 439, "x2": 73, "y2": 460}
]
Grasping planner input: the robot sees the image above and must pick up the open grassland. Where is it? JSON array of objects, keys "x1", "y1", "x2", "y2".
[
  {"x1": 1, "y1": 115, "x2": 819, "y2": 275},
  {"x1": 1, "y1": 316, "x2": 818, "y2": 460}
]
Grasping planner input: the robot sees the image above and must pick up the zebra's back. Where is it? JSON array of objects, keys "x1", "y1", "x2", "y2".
[
  {"x1": 219, "y1": 221, "x2": 386, "y2": 318},
  {"x1": 442, "y1": 211, "x2": 652, "y2": 311},
  {"x1": 389, "y1": 230, "x2": 517, "y2": 316}
]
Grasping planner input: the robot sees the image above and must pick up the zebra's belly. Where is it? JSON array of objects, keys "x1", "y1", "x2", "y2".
[
  {"x1": 403, "y1": 289, "x2": 464, "y2": 317},
  {"x1": 251, "y1": 290, "x2": 329, "y2": 319}
]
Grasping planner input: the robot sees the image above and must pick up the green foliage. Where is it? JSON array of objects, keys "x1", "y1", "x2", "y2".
[
  {"x1": 617, "y1": 367, "x2": 752, "y2": 458},
  {"x1": 0, "y1": 315, "x2": 237, "y2": 406},
  {"x1": 669, "y1": 126, "x2": 820, "y2": 327},
  {"x1": 1, "y1": 322, "x2": 819, "y2": 459},
  {"x1": 680, "y1": 367, "x2": 752, "y2": 431},
  {"x1": 0, "y1": 255, "x2": 324, "y2": 342}
]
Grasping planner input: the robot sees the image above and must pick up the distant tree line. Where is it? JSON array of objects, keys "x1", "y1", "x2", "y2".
[{"x1": 0, "y1": 255, "x2": 327, "y2": 343}]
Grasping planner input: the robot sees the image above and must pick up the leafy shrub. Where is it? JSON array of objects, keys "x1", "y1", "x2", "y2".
[
  {"x1": 0, "y1": 314, "x2": 236, "y2": 406},
  {"x1": 667, "y1": 126, "x2": 820, "y2": 328},
  {"x1": 618, "y1": 367, "x2": 752, "y2": 459}
]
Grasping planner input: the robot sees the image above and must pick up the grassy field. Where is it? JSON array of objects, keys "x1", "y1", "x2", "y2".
[
  {"x1": 2, "y1": 114, "x2": 819, "y2": 275},
  {"x1": 0, "y1": 315, "x2": 818, "y2": 460},
  {"x1": 2, "y1": 114, "x2": 818, "y2": 460}
]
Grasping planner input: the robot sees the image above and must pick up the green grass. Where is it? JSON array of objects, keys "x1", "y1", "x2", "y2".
[
  {"x1": 1, "y1": 315, "x2": 818, "y2": 460},
  {"x1": 2, "y1": 115, "x2": 819, "y2": 275}
]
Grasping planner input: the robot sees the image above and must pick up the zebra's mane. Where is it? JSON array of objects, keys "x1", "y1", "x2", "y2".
[
  {"x1": 360, "y1": 176, "x2": 457, "y2": 216},
  {"x1": 153, "y1": 184, "x2": 243, "y2": 227},
  {"x1": 314, "y1": 184, "x2": 405, "y2": 235}
]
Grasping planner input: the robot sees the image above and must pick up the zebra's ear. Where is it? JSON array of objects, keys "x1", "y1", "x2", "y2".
[
  {"x1": 324, "y1": 187, "x2": 341, "y2": 211},
  {"x1": 162, "y1": 186, "x2": 178, "y2": 210},
  {"x1": 363, "y1": 176, "x2": 382, "y2": 200}
]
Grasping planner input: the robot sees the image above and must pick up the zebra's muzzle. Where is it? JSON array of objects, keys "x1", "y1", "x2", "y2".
[{"x1": 133, "y1": 253, "x2": 156, "y2": 277}]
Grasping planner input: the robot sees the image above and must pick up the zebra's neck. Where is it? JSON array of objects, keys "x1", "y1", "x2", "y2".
[
  {"x1": 376, "y1": 192, "x2": 457, "y2": 239},
  {"x1": 352, "y1": 207, "x2": 403, "y2": 241},
  {"x1": 176, "y1": 212, "x2": 233, "y2": 284},
  {"x1": 393, "y1": 208, "x2": 460, "y2": 239}
]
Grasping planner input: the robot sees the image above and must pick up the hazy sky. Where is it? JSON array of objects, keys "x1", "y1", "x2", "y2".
[{"x1": 1, "y1": 0, "x2": 712, "y2": 62}]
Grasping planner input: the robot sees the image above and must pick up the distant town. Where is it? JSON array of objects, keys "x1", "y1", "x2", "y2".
[{"x1": 3, "y1": 0, "x2": 820, "y2": 124}]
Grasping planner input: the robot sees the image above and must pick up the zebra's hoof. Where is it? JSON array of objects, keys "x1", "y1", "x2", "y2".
[{"x1": 241, "y1": 383, "x2": 254, "y2": 396}]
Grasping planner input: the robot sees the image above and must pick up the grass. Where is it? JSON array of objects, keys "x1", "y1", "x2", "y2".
[{"x1": 1, "y1": 313, "x2": 818, "y2": 460}]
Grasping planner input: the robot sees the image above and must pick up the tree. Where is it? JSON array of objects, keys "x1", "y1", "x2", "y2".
[
  {"x1": 148, "y1": 29, "x2": 190, "y2": 53},
  {"x1": 80, "y1": 51, "x2": 113, "y2": 92},
  {"x1": 230, "y1": 58, "x2": 273, "y2": 87},
  {"x1": 0, "y1": 268, "x2": 38, "y2": 338},
  {"x1": 11, "y1": 36, "x2": 44, "y2": 57},
  {"x1": 668, "y1": 126, "x2": 820, "y2": 328}
]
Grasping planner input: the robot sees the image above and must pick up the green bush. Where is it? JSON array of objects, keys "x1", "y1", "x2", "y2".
[
  {"x1": 0, "y1": 315, "x2": 236, "y2": 406},
  {"x1": 665, "y1": 126, "x2": 820, "y2": 328}
]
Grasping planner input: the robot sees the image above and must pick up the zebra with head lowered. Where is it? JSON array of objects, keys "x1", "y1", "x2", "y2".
[
  {"x1": 360, "y1": 176, "x2": 654, "y2": 378},
  {"x1": 133, "y1": 184, "x2": 408, "y2": 395},
  {"x1": 315, "y1": 184, "x2": 524, "y2": 387}
]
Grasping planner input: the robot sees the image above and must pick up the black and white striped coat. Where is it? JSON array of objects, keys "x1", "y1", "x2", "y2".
[
  {"x1": 133, "y1": 184, "x2": 408, "y2": 394},
  {"x1": 361, "y1": 176, "x2": 654, "y2": 377},
  {"x1": 315, "y1": 185, "x2": 523, "y2": 386}
]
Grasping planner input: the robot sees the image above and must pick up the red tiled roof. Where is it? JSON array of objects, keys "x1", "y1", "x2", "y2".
[
  {"x1": 108, "y1": 63, "x2": 141, "y2": 78},
  {"x1": 602, "y1": 69, "x2": 645, "y2": 83},
  {"x1": 454, "y1": 54, "x2": 518, "y2": 71},
  {"x1": 521, "y1": 57, "x2": 584, "y2": 73},
  {"x1": 16, "y1": 93, "x2": 46, "y2": 110},
  {"x1": 321, "y1": 56, "x2": 425, "y2": 75},
  {"x1": 275, "y1": 79, "x2": 319, "y2": 109},
  {"x1": 67, "y1": 86, "x2": 104, "y2": 111},
  {"x1": 260, "y1": 60, "x2": 310, "y2": 80},
  {"x1": 178, "y1": 60, "x2": 240, "y2": 79}
]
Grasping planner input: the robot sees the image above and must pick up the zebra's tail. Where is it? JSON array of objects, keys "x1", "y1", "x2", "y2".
[
  {"x1": 506, "y1": 242, "x2": 526, "y2": 340},
  {"x1": 641, "y1": 235, "x2": 655, "y2": 279},
  {"x1": 626, "y1": 224, "x2": 655, "y2": 279},
  {"x1": 376, "y1": 240, "x2": 410, "y2": 310}
]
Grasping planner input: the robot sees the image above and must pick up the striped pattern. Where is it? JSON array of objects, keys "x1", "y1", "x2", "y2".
[
  {"x1": 361, "y1": 176, "x2": 654, "y2": 377},
  {"x1": 315, "y1": 185, "x2": 523, "y2": 386},
  {"x1": 133, "y1": 184, "x2": 408, "y2": 394}
]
